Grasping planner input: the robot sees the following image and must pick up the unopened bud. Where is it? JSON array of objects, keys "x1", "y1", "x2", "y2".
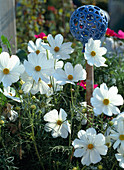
[
  {"x1": 19, "y1": 89, "x2": 23, "y2": 94},
  {"x1": 98, "y1": 165, "x2": 103, "y2": 170},
  {"x1": 32, "y1": 96, "x2": 36, "y2": 100},
  {"x1": 108, "y1": 121, "x2": 114, "y2": 126},
  {"x1": 20, "y1": 80, "x2": 25, "y2": 85},
  {"x1": 15, "y1": 106, "x2": 21, "y2": 111},
  {"x1": 31, "y1": 105, "x2": 36, "y2": 110},
  {"x1": 0, "y1": 120, "x2": 4, "y2": 125}
]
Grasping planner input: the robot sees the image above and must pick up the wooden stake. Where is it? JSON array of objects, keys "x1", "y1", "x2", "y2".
[{"x1": 86, "y1": 62, "x2": 94, "y2": 121}]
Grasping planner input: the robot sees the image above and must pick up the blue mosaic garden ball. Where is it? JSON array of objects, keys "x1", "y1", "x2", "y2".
[{"x1": 69, "y1": 5, "x2": 108, "y2": 45}]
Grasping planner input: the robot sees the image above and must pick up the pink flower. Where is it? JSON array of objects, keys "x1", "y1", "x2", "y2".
[
  {"x1": 106, "y1": 28, "x2": 124, "y2": 39},
  {"x1": 34, "y1": 32, "x2": 47, "y2": 40},
  {"x1": 106, "y1": 28, "x2": 118, "y2": 37},
  {"x1": 47, "y1": 6, "x2": 57, "y2": 14},
  {"x1": 116, "y1": 30, "x2": 124, "y2": 39},
  {"x1": 48, "y1": 6, "x2": 56, "y2": 12},
  {"x1": 77, "y1": 80, "x2": 98, "y2": 89}
]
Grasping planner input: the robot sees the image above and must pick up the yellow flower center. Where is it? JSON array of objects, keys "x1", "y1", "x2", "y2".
[
  {"x1": 91, "y1": 51, "x2": 96, "y2": 57},
  {"x1": 43, "y1": 36, "x2": 47, "y2": 41},
  {"x1": 36, "y1": 50, "x2": 40, "y2": 54},
  {"x1": 119, "y1": 135, "x2": 124, "y2": 140},
  {"x1": 48, "y1": 84, "x2": 52, "y2": 88},
  {"x1": 57, "y1": 120, "x2": 62, "y2": 126},
  {"x1": 68, "y1": 75, "x2": 73, "y2": 80},
  {"x1": 9, "y1": 93, "x2": 12, "y2": 96},
  {"x1": 103, "y1": 99, "x2": 110, "y2": 105},
  {"x1": 87, "y1": 144, "x2": 94, "y2": 149},
  {"x1": 3, "y1": 68, "x2": 10, "y2": 74},
  {"x1": 35, "y1": 66, "x2": 41, "y2": 71},
  {"x1": 54, "y1": 46, "x2": 60, "y2": 52}
]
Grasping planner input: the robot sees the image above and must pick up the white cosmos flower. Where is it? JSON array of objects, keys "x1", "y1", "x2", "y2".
[
  {"x1": 44, "y1": 108, "x2": 71, "y2": 138},
  {"x1": 0, "y1": 52, "x2": 25, "y2": 87},
  {"x1": 28, "y1": 38, "x2": 46, "y2": 55},
  {"x1": 24, "y1": 53, "x2": 54, "y2": 83},
  {"x1": 9, "y1": 109, "x2": 18, "y2": 122},
  {"x1": 84, "y1": 38, "x2": 107, "y2": 67},
  {"x1": 42, "y1": 34, "x2": 74, "y2": 60},
  {"x1": 72, "y1": 128, "x2": 108, "y2": 166},
  {"x1": 91, "y1": 83, "x2": 123, "y2": 116},
  {"x1": 21, "y1": 72, "x2": 49, "y2": 95},
  {"x1": 47, "y1": 77, "x2": 63, "y2": 96},
  {"x1": 53, "y1": 62, "x2": 86, "y2": 85},
  {"x1": 110, "y1": 121, "x2": 124, "y2": 150},
  {"x1": 115, "y1": 146, "x2": 124, "y2": 168},
  {"x1": 112, "y1": 112, "x2": 124, "y2": 128},
  {"x1": 0, "y1": 86, "x2": 22, "y2": 102}
]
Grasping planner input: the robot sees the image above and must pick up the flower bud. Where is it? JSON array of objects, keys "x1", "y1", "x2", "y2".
[
  {"x1": 31, "y1": 105, "x2": 36, "y2": 110},
  {"x1": 98, "y1": 165, "x2": 103, "y2": 170},
  {"x1": 15, "y1": 106, "x2": 21, "y2": 111},
  {"x1": 0, "y1": 120, "x2": 4, "y2": 125},
  {"x1": 19, "y1": 89, "x2": 23, "y2": 94},
  {"x1": 108, "y1": 121, "x2": 114, "y2": 126}
]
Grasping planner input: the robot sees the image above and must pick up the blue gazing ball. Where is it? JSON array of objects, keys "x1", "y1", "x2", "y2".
[{"x1": 69, "y1": 5, "x2": 108, "y2": 45}]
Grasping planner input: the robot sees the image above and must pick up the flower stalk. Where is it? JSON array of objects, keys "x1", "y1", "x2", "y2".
[{"x1": 29, "y1": 111, "x2": 45, "y2": 170}]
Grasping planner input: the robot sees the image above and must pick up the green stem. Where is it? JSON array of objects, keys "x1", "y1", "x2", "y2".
[
  {"x1": 29, "y1": 111, "x2": 45, "y2": 170},
  {"x1": 46, "y1": 49, "x2": 49, "y2": 60}
]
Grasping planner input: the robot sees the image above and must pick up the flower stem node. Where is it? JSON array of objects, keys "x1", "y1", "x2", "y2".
[
  {"x1": 31, "y1": 105, "x2": 36, "y2": 110},
  {"x1": 98, "y1": 165, "x2": 103, "y2": 170}
]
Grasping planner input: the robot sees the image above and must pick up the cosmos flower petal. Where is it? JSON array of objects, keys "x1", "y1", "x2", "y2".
[
  {"x1": 62, "y1": 122, "x2": 71, "y2": 134},
  {"x1": 28, "y1": 40, "x2": 36, "y2": 52},
  {"x1": 22, "y1": 82, "x2": 33, "y2": 93},
  {"x1": 64, "y1": 62, "x2": 73, "y2": 75},
  {"x1": 73, "y1": 64, "x2": 86, "y2": 81},
  {"x1": 36, "y1": 38, "x2": 42, "y2": 47},
  {"x1": 55, "y1": 34, "x2": 63, "y2": 47},
  {"x1": 51, "y1": 128, "x2": 60, "y2": 138},
  {"x1": 90, "y1": 149, "x2": 102, "y2": 164},
  {"x1": 72, "y1": 139, "x2": 85, "y2": 148},
  {"x1": 44, "y1": 109, "x2": 58, "y2": 122},
  {"x1": 47, "y1": 34, "x2": 56, "y2": 48},
  {"x1": 0, "y1": 52, "x2": 10, "y2": 68},
  {"x1": 102, "y1": 105, "x2": 112, "y2": 116},
  {"x1": 86, "y1": 128, "x2": 96, "y2": 136},
  {"x1": 74, "y1": 148, "x2": 86, "y2": 157},
  {"x1": 95, "y1": 145, "x2": 108, "y2": 155},
  {"x1": 60, "y1": 125, "x2": 68, "y2": 138},
  {"x1": 58, "y1": 108, "x2": 67, "y2": 121},
  {"x1": 113, "y1": 139, "x2": 121, "y2": 149},
  {"x1": 108, "y1": 104, "x2": 120, "y2": 115},
  {"x1": 60, "y1": 42, "x2": 74, "y2": 54},
  {"x1": 44, "y1": 122, "x2": 57, "y2": 132},
  {"x1": 81, "y1": 150, "x2": 91, "y2": 166},
  {"x1": 94, "y1": 134, "x2": 105, "y2": 146},
  {"x1": 110, "y1": 94, "x2": 123, "y2": 106},
  {"x1": 54, "y1": 68, "x2": 67, "y2": 81}
]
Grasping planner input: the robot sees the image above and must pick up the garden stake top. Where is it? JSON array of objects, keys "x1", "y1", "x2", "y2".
[{"x1": 69, "y1": 5, "x2": 108, "y2": 117}]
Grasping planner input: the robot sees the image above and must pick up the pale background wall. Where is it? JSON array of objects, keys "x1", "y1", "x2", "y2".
[{"x1": 0, "y1": 0, "x2": 17, "y2": 53}]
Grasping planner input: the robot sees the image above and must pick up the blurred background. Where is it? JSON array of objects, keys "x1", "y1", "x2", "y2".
[{"x1": 15, "y1": 0, "x2": 124, "y2": 48}]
